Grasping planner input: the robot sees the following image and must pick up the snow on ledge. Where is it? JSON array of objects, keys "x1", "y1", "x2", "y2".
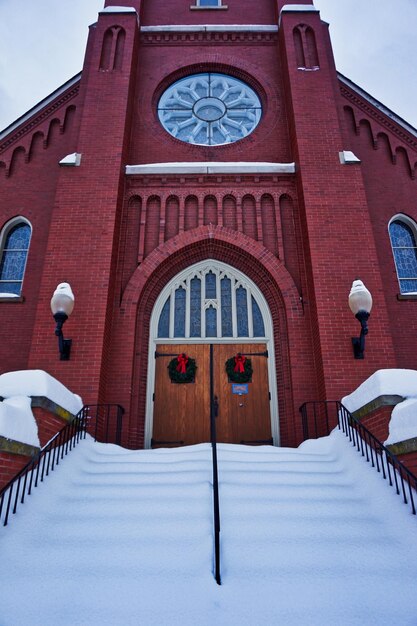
[
  {"x1": 126, "y1": 162, "x2": 296, "y2": 175},
  {"x1": 0, "y1": 370, "x2": 83, "y2": 416},
  {"x1": 342, "y1": 370, "x2": 417, "y2": 414},
  {"x1": 279, "y1": 5, "x2": 319, "y2": 27},
  {"x1": 386, "y1": 399, "x2": 417, "y2": 446},
  {"x1": 281, "y1": 4, "x2": 319, "y2": 12},
  {"x1": 141, "y1": 25, "x2": 278, "y2": 33},
  {"x1": 342, "y1": 369, "x2": 417, "y2": 446},
  {"x1": 0, "y1": 292, "x2": 20, "y2": 298},
  {"x1": 0, "y1": 396, "x2": 39, "y2": 448},
  {"x1": 339, "y1": 151, "x2": 361, "y2": 165},
  {"x1": 100, "y1": 6, "x2": 138, "y2": 13},
  {"x1": 59, "y1": 153, "x2": 82, "y2": 167}
]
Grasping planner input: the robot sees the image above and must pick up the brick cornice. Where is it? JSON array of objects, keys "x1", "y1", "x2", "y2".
[
  {"x1": 126, "y1": 174, "x2": 294, "y2": 187},
  {"x1": 141, "y1": 31, "x2": 278, "y2": 45},
  {"x1": 0, "y1": 85, "x2": 80, "y2": 154},
  {"x1": 340, "y1": 85, "x2": 417, "y2": 152}
]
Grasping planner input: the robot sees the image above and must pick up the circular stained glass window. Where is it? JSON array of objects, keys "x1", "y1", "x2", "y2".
[{"x1": 157, "y1": 73, "x2": 262, "y2": 146}]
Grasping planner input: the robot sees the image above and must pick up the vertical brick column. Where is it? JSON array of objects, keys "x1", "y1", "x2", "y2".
[
  {"x1": 278, "y1": 6, "x2": 396, "y2": 401},
  {"x1": 28, "y1": 8, "x2": 140, "y2": 405}
]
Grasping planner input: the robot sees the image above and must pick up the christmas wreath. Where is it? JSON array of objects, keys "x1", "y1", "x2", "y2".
[
  {"x1": 168, "y1": 353, "x2": 197, "y2": 384},
  {"x1": 225, "y1": 353, "x2": 253, "y2": 383}
]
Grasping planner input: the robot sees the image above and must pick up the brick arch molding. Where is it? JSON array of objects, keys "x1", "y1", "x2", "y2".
[{"x1": 113, "y1": 226, "x2": 303, "y2": 448}]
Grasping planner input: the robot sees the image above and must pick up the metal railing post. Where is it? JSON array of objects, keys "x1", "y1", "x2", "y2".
[{"x1": 210, "y1": 344, "x2": 221, "y2": 585}]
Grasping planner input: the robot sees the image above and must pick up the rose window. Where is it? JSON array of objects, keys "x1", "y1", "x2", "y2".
[{"x1": 157, "y1": 73, "x2": 262, "y2": 146}]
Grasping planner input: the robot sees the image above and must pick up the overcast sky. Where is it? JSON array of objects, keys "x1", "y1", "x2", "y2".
[{"x1": 0, "y1": 0, "x2": 416, "y2": 132}]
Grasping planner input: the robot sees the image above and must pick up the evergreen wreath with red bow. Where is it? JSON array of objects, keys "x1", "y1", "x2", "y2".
[
  {"x1": 225, "y1": 353, "x2": 253, "y2": 383},
  {"x1": 168, "y1": 353, "x2": 197, "y2": 383}
]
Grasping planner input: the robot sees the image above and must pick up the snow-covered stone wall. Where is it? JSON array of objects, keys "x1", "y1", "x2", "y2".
[
  {"x1": 0, "y1": 370, "x2": 83, "y2": 448},
  {"x1": 342, "y1": 369, "x2": 417, "y2": 446}
]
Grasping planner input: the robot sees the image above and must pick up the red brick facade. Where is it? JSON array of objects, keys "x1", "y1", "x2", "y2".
[
  {"x1": 0, "y1": 451, "x2": 33, "y2": 490},
  {"x1": 1, "y1": 0, "x2": 416, "y2": 449}
]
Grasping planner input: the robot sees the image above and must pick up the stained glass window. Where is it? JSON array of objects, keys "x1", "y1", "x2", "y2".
[
  {"x1": 252, "y1": 296, "x2": 265, "y2": 337},
  {"x1": 221, "y1": 277, "x2": 233, "y2": 337},
  {"x1": 158, "y1": 298, "x2": 170, "y2": 337},
  {"x1": 205, "y1": 305, "x2": 217, "y2": 337},
  {"x1": 205, "y1": 271, "x2": 216, "y2": 298},
  {"x1": 236, "y1": 286, "x2": 249, "y2": 337},
  {"x1": 0, "y1": 222, "x2": 31, "y2": 296},
  {"x1": 389, "y1": 219, "x2": 417, "y2": 294},
  {"x1": 190, "y1": 277, "x2": 201, "y2": 337},
  {"x1": 156, "y1": 263, "x2": 267, "y2": 339},
  {"x1": 174, "y1": 287, "x2": 186, "y2": 337},
  {"x1": 158, "y1": 73, "x2": 262, "y2": 146}
]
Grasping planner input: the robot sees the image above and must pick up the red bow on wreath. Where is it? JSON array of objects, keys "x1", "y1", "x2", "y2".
[
  {"x1": 234, "y1": 354, "x2": 246, "y2": 373},
  {"x1": 176, "y1": 353, "x2": 189, "y2": 374}
]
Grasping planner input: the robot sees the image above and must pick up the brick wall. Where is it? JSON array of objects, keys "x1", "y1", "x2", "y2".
[
  {"x1": 0, "y1": 450, "x2": 33, "y2": 490},
  {"x1": 32, "y1": 407, "x2": 71, "y2": 448},
  {"x1": 1, "y1": 1, "x2": 416, "y2": 450},
  {"x1": 359, "y1": 406, "x2": 392, "y2": 443},
  {"x1": 396, "y1": 452, "x2": 417, "y2": 476}
]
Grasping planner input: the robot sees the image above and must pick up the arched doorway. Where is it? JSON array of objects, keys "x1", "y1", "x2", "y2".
[{"x1": 145, "y1": 260, "x2": 279, "y2": 447}]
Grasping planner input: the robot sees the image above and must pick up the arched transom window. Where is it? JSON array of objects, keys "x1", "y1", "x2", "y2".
[
  {"x1": 0, "y1": 219, "x2": 32, "y2": 296},
  {"x1": 389, "y1": 216, "x2": 417, "y2": 294},
  {"x1": 156, "y1": 261, "x2": 267, "y2": 339}
]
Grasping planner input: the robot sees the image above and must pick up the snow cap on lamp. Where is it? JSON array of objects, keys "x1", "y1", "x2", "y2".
[
  {"x1": 348, "y1": 279, "x2": 372, "y2": 316},
  {"x1": 50, "y1": 282, "x2": 75, "y2": 317}
]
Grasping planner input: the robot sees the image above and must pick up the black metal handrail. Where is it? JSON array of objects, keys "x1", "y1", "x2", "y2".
[
  {"x1": 210, "y1": 345, "x2": 221, "y2": 585},
  {"x1": 0, "y1": 411, "x2": 88, "y2": 527},
  {"x1": 299, "y1": 400, "x2": 417, "y2": 517},
  {"x1": 81, "y1": 403, "x2": 125, "y2": 445}
]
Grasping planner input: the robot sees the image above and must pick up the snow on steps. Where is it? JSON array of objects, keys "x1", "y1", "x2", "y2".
[{"x1": 1, "y1": 431, "x2": 417, "y2": 626}]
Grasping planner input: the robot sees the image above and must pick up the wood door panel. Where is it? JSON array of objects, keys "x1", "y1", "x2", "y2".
[
  {"x1": 153, "y1": 344, "x2": 210, "y2": 446},
  {"x1": 214, "y1": 343, "x2": 271, "y2": 444},
  {"x1": 152, "y1": 343, "x2": 272, "y2": 446}
]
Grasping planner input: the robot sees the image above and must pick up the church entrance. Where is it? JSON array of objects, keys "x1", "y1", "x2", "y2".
[
  {"x1": 152, "y1": 343, "x2": 271, "y2": 447},
  {"x1": 145, "y1": 260, "x2": 279, "y2": 447}
]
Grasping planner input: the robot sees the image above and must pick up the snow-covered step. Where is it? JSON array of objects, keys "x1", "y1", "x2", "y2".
[{"x1": 1, "y1": 431, "x2": 417, "y2": 626}]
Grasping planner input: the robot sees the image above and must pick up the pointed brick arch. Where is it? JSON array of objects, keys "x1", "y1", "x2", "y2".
[{"x1": 108, "y1": 226, "x2": 306, "y2": 449}]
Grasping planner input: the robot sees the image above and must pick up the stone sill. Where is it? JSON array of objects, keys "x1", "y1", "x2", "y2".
[
  {"x1": 0, "y1": 296, "x2": 25, "y2": 303},
  {"x1": 31, "y1": 396, "x2": 76, "y2": 425},
  {"x1": 386, "y1": 437, "x2": 417, "y2": 456},
  {"x1": 0, "y1": 436, "x2": 39, "y2": 458},
  {"x1": 190, "y1": 5, "x2": 228, "y2": 9},
  {"x1": 397, "y1": 294, "x2": 417, "y2": 301},
  {"x1": 350, "y1": 394, "x2": 404, "y2": 421}
]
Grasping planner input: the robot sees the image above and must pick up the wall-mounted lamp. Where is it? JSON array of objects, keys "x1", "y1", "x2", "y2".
[
  {"x1": 348, "y1": 279, "x2": 372, "y2": 360},
  {"x1": 50, "y1": 283, "x2": 75, "y2": 360}
]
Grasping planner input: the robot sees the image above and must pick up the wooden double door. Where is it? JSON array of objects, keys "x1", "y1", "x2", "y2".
[{"x1": 152, "y1": 343, "x2": 272, "y2": 447}]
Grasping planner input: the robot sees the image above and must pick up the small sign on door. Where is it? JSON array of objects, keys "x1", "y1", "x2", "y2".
[{"x1": 232, "y1": 383, "x2": 249, "y2": 395}]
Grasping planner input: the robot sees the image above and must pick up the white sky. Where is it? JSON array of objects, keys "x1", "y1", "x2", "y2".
[{"x1": 0, "y1": 0, "x2": 416, "y2": 131}]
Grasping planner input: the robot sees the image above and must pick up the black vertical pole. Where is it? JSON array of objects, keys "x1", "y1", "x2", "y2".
[{"x1": 210, "y1": 344, "x2": 221, "y2": 585}]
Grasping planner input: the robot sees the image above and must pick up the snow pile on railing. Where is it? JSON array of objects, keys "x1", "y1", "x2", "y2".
[
  {"x1": 0, "y1": 370, "x2": 83, "y2": 447},
  {"x1": 342, "y1": 369, "x2": 417, "y2": 445}
]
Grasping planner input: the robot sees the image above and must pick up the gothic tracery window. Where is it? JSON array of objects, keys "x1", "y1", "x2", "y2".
[
  {"x1": 157, "y1": 263, "x2": 266, "y2": 339},
  {"x1": 158, "y1": 73, "x2": 262, "y2": 146},
  {"x1": 389, "y1": 216, "x2": 417, "y2": 294}
]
